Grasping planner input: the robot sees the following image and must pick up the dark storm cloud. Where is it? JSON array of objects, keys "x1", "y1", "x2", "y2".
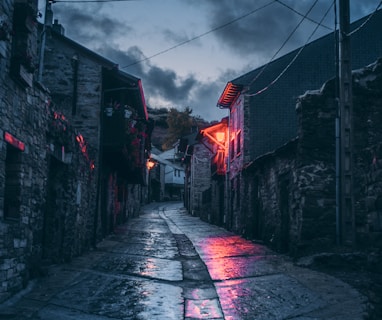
[
  {"x1": 91, "y1": 44, "x2": 207, "y2": 116},
  {"x1": 52, "y1": 4, "x2": 132, "y2": 44},
  {"x1": 98, "y1": 46, "x2": 145, "y2": 76},
  {"x1": 182, "y1": 0, "x2": 380, "y2": 59},
  {"x1": 207, "y1": 1, "x2": 299, "y2": 56},
  {"x1": 182, "y1": 0, "x2": 310, "y2": 57},
  {"x1": 145, "y1": 66, "x2": 197, "y2": 103},
  {"x1": 46, "y1": 0, "x2": 380, "y2": 121},
  {"x1": 98, "y1": 47, "x2": 199, "y2": 105}
]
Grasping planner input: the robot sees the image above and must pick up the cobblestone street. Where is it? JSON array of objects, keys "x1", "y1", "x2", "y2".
[{"x1": 0, "y1": 202, "x2": 368, "y2": 319}]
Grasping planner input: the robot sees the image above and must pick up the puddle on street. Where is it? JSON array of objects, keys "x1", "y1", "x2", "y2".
[
  {"x1": 199, "y1": 235, "x2": 269, "y2": 259},
  {"x1": 185, "y1": 298, "x2": 223, "y2": 319},
  {"x1": 94, "y1": 255, "x2": 182, "y2": 281},
  {"x1": 50, "y1": 274, "x2": 184, "y2": 319},
  {"x1": 199, "y1": 235, "x2": 276, "y2": 280}
]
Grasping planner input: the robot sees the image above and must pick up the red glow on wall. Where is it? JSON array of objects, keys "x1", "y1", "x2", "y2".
[
  {"x1": 200, "y1": 120, "x2": 228, "y2": 175},
  {"x1": 4, "y1": 132, "x2": 25, "y2": 151},
  {"x1": 215, "y1": 149, "x2": 226, "y2": 175},
  {"x1": 76, "y1": 133, "x2": 93, "y2": 170}
]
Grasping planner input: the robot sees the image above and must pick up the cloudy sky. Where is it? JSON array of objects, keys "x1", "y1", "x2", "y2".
[{"x1": 38, "y1": 0, "x2": 380, "y2": 121}]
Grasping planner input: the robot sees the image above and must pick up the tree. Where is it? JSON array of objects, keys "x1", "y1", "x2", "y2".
[{"x1": 162, "y1": 107, "x2": 193, "y2": 150}]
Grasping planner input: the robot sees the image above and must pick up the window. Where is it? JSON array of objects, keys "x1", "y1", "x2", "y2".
[
  {"x1": 10, "y1": 2, "x2": 36, "y2": 87},
  {"x1": 237, "y1": 130, "x2": 241, "y2": 155},
  {"x1": 230, "y1": 139, "x2": 235, "y2": 161},
  {"x1": 4, "y1": 144, "x2": 22, "y2": 219}
]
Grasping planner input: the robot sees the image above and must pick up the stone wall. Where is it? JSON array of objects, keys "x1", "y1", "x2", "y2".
[
  {"x1": 0, "y1": 0, "x2": 50, "y2": 302},
  {"x1": 242, "y1": 142, "x2": 297, "y2": 253},
  {"x1": 1, "y1": 2, "x2": 108, "y2": 302},
  {"x1": 43, "y1": 28, "x2": 102, "y2": 151},
  {"x1": 353, "y1": 59, "x2": 382, "y2": 247},
  {"x1": 240, "y1": 59, "x2": 382, "y2": 255},
  {"x1": 190, "y1": 143, "x2": 211, "y2": 219},
  {"x1": 294, "y1": 79, "x2": 337, "y2": 253},
  {"x1": 41, "y1": 27, "x2": 101, "y2": 247}
]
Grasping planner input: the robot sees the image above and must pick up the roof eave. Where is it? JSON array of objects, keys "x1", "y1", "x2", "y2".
[{"x1": 216, "y1": 82, "x2": 243, "y2": 109}]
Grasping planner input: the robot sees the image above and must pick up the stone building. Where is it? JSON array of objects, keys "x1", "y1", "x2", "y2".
[
  {"x1": 40, "y1": 11, "x2": 150, "y2": 239},
  {"x1": 1, "y1": 0, "x2": 52, "y2": 302},
  {"x1": 181, "y1": 132, "x2": 210, "y2": 218},
  {"x1": 0, "y1": 1, "x2": 150, "y2": 303},
  {"x1": 213, "y1": 10, "x2": 382, "y2": 254},
  {"x1": 242, "y1": 58, "x2": 382, "y2": 254}
]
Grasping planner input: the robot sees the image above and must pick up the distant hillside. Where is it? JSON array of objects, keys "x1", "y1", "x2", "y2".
[{"x1": 147, "y1": 107, "x2": 211, "y2": 151}]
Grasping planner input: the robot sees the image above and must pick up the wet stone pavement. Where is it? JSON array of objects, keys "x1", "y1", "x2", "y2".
[{"x1": 0, "y1": 202, "x2": 368, "y2": 319}]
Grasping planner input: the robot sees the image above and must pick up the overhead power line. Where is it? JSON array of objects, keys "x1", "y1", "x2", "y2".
[
  {"x1": 50, "y1": 0, "x2": 138, "y2": 3},
  {"x1": 247, "y1": 0, "x2": 321, "y2": 89},
  {"x1": 121, "y1": 0, "x2": 278, "y2": 69},
  {"x1": 246, "y1": 0, "x2": 335, "y2": 97},
  {"x1": 275, "y1": 0, "x2": 333, "y2": 30},
  {"x1": 346, "y1": 0, "x2": 382, "y2": 37}
]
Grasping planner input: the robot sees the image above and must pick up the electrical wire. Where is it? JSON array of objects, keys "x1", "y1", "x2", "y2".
[
  {"x1": 121, "y1": 0, "x2": 277, "y2": 69},
  {"x1": 246, "y1": 0, "x2": 334, "y2": 97},
  {"x1": 247, "y1": 0, "x2": 320, "y2": 89},
  {"x1": 275, "y1": 0, "x2": 333, "y2": 30},
  {"x1": 50, "y1": 0, "x2": 137, "y2": 3},
  {"x1": 346, "y1": 0, "x2": 382, "y2": 37}
]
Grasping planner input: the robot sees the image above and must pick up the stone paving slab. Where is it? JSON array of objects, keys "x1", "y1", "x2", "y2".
[
  {"x1": 215, "y1": 274, "x2": 324, "y2": 320},
  {"x1": 94, "y1": 254, "x2": 183, "y2": 281},
  {"x1": 0, "y1": 202, "x2": 369, "y2": 319},
  {"x1": 161, "y1": 202, "x2": 369, "y2": 319},
  {"x1": 49, "y1": 273, "x2": 184, "y2": 319},
  {"x1": 185, "y1": 298, "x2": 224, "y2": 319},
  {"x1": 204, "y1": 255, "x2": 284, "y2": 281}
]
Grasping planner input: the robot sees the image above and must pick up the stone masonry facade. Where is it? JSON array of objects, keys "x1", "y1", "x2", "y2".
[
  {"x1": 0, "y1": 1, "x2": 147, "y2": 303},
  {"x1": 189, "y1": 143, "x2": 212, "y2": 220},
  {"x1": 0, "y1": 0, "x2": 99, "y2": 302},
  {"x1": 240, "y1": 59, "x2": 382, "y2": 255}
]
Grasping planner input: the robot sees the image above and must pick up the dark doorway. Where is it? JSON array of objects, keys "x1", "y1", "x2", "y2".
[
  {"x1": 252, "y1": 177, "x2": 262, "y2": 239},
  {"x1": 4, "y1": 144, "x2": 22, "y2": 219},
  {"x1": 279, "y1": 176, "x2": 290, "y2": 253},
  {"x1": 42, "y1": 157, "x2": 66, "y2": 263}
]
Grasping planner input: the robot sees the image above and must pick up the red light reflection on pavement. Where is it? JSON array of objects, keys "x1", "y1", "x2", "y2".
[
  {"x1": 197, "y1": 235, "x2": 275, "y2": 319},
  {"x1": 199, "y1": 235, "x2": 271, "y2": 281},
  {"x1": 199, "y1": 235, "x2": 268, "y2": 259}
]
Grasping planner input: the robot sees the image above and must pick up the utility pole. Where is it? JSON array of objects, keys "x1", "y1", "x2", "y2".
[{"x1": 338, "y1": 0, "x2": 355, "y2": 245}]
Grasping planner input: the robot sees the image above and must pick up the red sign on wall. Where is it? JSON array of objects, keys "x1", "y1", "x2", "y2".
[{"x1": 4, "y1": 132, "x2": 25, "y2": 151}]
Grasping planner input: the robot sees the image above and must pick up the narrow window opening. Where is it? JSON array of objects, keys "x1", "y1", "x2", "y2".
[{"x1": 237, "y1": 130, "x2": 241, "y2": 155}]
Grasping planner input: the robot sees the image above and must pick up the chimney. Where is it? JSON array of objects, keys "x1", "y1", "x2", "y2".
[{"x1": 52, "y1": 19, "x2": 65, "y2": 35}]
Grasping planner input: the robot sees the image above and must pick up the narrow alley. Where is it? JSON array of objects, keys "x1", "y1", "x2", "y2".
[{"x1": 0, "y1": 202, "x2": 367, "y2": 319}]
